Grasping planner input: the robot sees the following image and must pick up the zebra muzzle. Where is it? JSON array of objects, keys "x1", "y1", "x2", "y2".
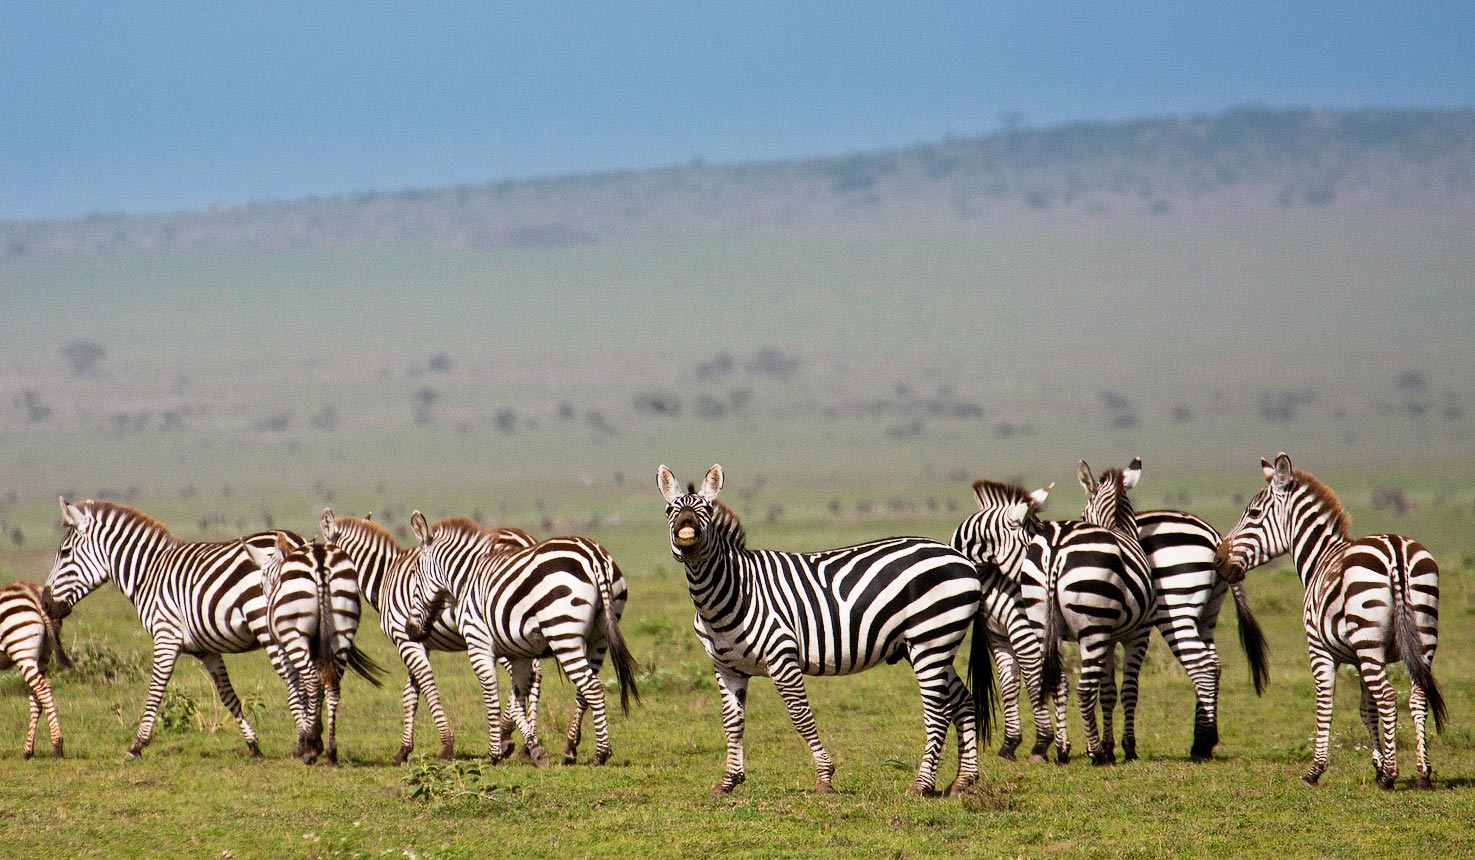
[{"x1": 39, "y1": 587, "x2": 71, "y2": 621}]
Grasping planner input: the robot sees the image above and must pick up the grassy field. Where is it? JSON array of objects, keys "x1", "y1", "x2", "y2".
[{"x1": 0, "y1": 482, "x2": 1473, "y2": 859}]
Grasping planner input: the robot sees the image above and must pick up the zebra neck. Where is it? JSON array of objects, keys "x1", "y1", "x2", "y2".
[
  {"x1": 684, "y1": 546, "x2": 753, "y2": 620},
  {"x1": 107, "y1": 527, "x2": 176, "y2": 603},
  {"x1": 334, "y1": 536, "x2": 395, "y2": 610},
  {"x1": 1289, "y1": 505, "x2": 1352, "y2": 587}
]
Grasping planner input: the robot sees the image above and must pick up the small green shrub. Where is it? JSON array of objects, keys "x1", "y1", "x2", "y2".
[
  {"x1": 402, "y1": 759, "x2": 517, "y2": 811},
  {"x1": 58, "y1": 635, "x2": 148, "y2": 685}
]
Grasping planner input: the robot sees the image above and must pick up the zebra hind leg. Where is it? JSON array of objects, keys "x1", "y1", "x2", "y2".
[
  {"x1": 1360, "y1": 662, "x2": 1399, "y2": 790},
  {"x1": 198, "y1": 653, "x2": 268, "y2": 760},
  {"x1": 993, "y1": 643, "x2": 1023, "y2": 760},
  {"x1": 1096, "y1": 645, "x2": 1118, "y2": 766},
  {"x1": 1119, "y1": 628, "x2": 1152, "y2": 762},
  {"x1": 941, "y1": 667, "x2": 979, "y2": 796},
  {"x1": 1410, "y1": 680, "x2": 1433, "y2": 789}
]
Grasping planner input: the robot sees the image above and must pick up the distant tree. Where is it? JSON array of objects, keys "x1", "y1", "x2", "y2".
[
  {"x1": 1397, "y1": 370, "x2": 1428, "y2": 394},
  {"x1": 59, "y1": 340, "x2": 107, "y2": 377},
  {"x1": 427, "y1": 352, "x2": 452, "y2": 374},
  {"x1": 495, "y1": 408, "x2": 517, "y2": 433},
  {"x1": 746, "y1": 347, "x2": 803, "y2": 380},
  {"x1": 413, "y1": 387, "x2": 440, "y2": 426},
  {"x1": 1171, "y1": 405, "x2": 1194, "y2": 423},
  {"x1": 16, "y1": 389, "x2": 50, "y2": 423}
]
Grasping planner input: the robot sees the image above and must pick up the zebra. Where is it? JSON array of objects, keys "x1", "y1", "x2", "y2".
[
  {"x1": 659, "y1": 464, "x2": 994, "y2": 797},
  {"x1": 242, "y1": 535, "x2": 386, "y2": 764},
  {"x1": 320, "y1": 508, "x2": 539, "y2": 762},
  {"x1": 40, "y1": 499, "x2": 313, "y2": 758},
  {"x1": 0, "y1": 581, "x2": 71, "y2": 758},
  {"x1": 956, "y1": 478, "x2": 1271, "y2": 763},
  {"x1": 1216, "y1": 453, "x2": 1445, "y2": 789},
  {"x1": 950, "y1": 480, "x2": 1057, "y2": 762},
  {"x1": 403, "y1": 512, "x2": 639, "y2": 766},
  {"x1": 1027, "y1": 459, "x2": 1157, "y2": 765}
]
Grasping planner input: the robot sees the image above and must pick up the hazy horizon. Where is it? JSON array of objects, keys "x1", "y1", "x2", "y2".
[{"x1": 5, "y1": 2, "x2": 1474, "y2": 220}]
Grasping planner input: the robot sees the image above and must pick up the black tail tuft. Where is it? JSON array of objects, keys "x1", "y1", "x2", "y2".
[
  {"x1": 600, "y1": 563, "x2": 640, "y2": 715},
  {"x1": 1041, "y1": 559, "x2": 1064, "y2": 699},
  {"x1": 346, "y1": 643, "x2": 387, "y2": 687},
  {"x1": 1394, "y1": 588, "x2": 1446, "y2": 734},
  {"x1": 1231, "y1": 584, "x2": 1270, "y2": 696},
  {"x1": 969, "y1": 606, "x2": 995, "y2": 743}
]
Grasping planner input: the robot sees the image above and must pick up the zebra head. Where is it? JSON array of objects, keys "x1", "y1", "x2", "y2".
[
  {"x1": 42, "y1": 498, "x2": 111, "y2": 620},
  {"x1": 953, "y1": 480, "x2": 1052, "y2": 575},
  {"x1": 657, "y1": 464, "x2": 723, "y2": 564},
  {"x1": 242, "y1": 531, "x2": 295, "y2": 602},
  {"x1": 404, "y1": 510, "x2": 450, "y2": 642},
  {"x1": 1215, "y1": 453, "x2": 1296, "y2": 583},
  {"x1": 1079, "y1": 457, "x2": 1142, "y2": 531}
]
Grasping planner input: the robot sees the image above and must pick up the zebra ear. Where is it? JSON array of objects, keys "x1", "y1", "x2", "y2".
[
  {"x1": 410, "y1": 510, "x2": 432, "y2": 545},
  {"x1": 320, "y1": 508, "x2": 338, "y2": 541},
  {"x1": 1028, "y1": 483, "x2": 1053, "y2": 510},
  {"x1": 243, "y1": 540, "x2": 278, "y2": 572},
  {"x1": 657, "y1": 465, "x2": 681, "y2": 503},
  {"x1": 699, "y1": 464, "x2": 723, "y2": 501},
  {"x1": 1077, "y1": 461, "x2": 1097, "y2": 495},
  {"x1": 1122, "y1": 457, "x2": 1142, "y2": 489},
  {"x1": 1272, "y1": 452, "x2": 1294, "y2": 491},
  {"x1": 274, "y1": 532, "x2": 292, "y2": 556},
  {"x1": 59, "y1": 498, "x2": 90, "y2": 531},
  {"x1": 1261, "y1": 458, "x2": 1275, "y2": 482},
  {"x1": 970, "y1": 481, "x2": 990, "y2": 510},
  {"x1": 1005, "y1": 501, "x2": 1030, "y2": 524}
]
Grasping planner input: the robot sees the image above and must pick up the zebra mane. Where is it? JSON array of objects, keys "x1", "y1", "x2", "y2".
[
  {"x1": 430, "y1": 517, "x2": 487, "y2": 542},
  {"x1": 970, "y1": 479, "x2": 1033, "y2": 508},
  {"x1": 710, "y1": 499, "x2": 747, "y2": 550},
  {"x1": 1093, "y1": 469, "x2": 1137, "y2": 530},
  {"x1": 1291, "y1": 469, "x2": 1351, "y2": 537},
  {"x1": 72, "y1": 500, "x2": 173, "y2": 540},
  {"x1": 334, "y1": 514, "x2": 402, "y2": 547}
]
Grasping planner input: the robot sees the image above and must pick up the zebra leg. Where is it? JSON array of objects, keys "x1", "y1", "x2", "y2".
[
  {"x1": 1009, "y1": 633, "x2": 1054, "y2": 763},
  {"x1": 1410, "y1": 678, "x2": 1433, "y2": 789},
  {"x1": 524, "y1": 658, "x2": 543, "y2": 758},
  {"x1": 993, "y1": 642, "x2": 1023, "y2": 760},
  {"x1": 712, "y1": 665, "x2": 749, "y2": 795},
  {"x1": 129, "y1": 638, "x2": 182, "y2": 758},
  {"x1": 279, "y1": 639, "x2": 322, "y2": 762},
  {"x1": 322, "y1": 668, "x2": 341, "y2": 766},
  {"x1": 504, "y1": 657, "x2": 548, "y2": 764},
  {"x1": 1156, "y1": 616, "x2": 1221, "y2": 761},
  {"x1": 18, "y1": 659, "x2": 62, "y2": 758},
  {"x1": 396, "y1": 674, "x2": 419, "y2": 763},
  {"x1": 1077, "y1": 637, "x2": 1110, "y2": 765},
  {"x1": 548, "y1": 638, "x2": 612, "y2": 767},
  {"x1": 1360, "y1": 661, "x2": 1399, "y2": 790},
  {"x1": 496, "y1": 657, "x2": 520, "y2": 760},
  {"x1": 397, "y1": 641, "x2": 454, "y2": 761},
  {"x1": 1052, "y1": 672, "x2": 1071, "y2": 765},
  {"x1": 1097, "y1": 644, "x2": 1118, "y2": 765},
  {"x1": 939, "y1": 664, "x2": 979, "y2": 796},
  {"x1": 1357, "y1": 679, "x2": 1383, "y2": 774},
  {"x1": 197, "y1": 653, "x2": 265, "y2": 759},
  {"x1": 1302, "y1": 650, "x2": 1337, "y2": 786},
  {"x1": 1119, "y1": 628, "x2": 1152, "y2": 762},
  {"x1": 767, "y1": 656, "x2": 836, "y2": 794},
  {"x1": 263, "y1": 639, "x2": 314, "y2": 757},
  {"x1": 464, "y1": 637, "x2": 518, "y2": 763}
]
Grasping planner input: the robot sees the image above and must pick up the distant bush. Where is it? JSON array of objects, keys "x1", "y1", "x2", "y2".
[
  {"x1": 59, "y1": 340, "x2": 107, "y2": 377},
  {"x1": 59, "y1": 636, "x2": 148, "y2": 685},
  {"x1": 746, "y1": 347, "x2": 803, "y2": 380},
  {"x1": 1257, "y1": 390, "x2": 1316, "y2": 423}
]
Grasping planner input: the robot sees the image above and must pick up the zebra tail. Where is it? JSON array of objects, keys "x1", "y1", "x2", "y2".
[
  {"x1": 346, "y1": 644, "x2": 387, "y2": 687},
  {"x1": 314, "y1": 575, "x2": 341, "y2": 689},
  {"x1": 969, "y1": 601, "x2": 996, "y2": 743},
  {"x1": 1392, "y1": 553, "x2": 1445, "y2": 733},
  {"x1": 599, "y1": 561, "x2": 641, "y2": 715},
  {"x1": 1231, "y1": 583, "x2": 1270, "y2": 696},
  {"x1": 1041, "y1": 557, "x2": 1063, "y2": 699}
]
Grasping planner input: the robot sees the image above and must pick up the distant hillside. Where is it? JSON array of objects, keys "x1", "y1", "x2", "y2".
[{"x1": 4, "y1": 107, "x2": 1474, "y2": 258}]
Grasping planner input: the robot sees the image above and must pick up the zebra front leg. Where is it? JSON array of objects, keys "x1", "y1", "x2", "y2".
[
  {"x1": 197, "y1": 653, "x2": 265, "y2": 759},
  {"x1": 18, "y1": 659, "x2": 63, "y2": 758},
  {"x1": 398, "y1": 642, "x2": 454, "y2": 761},
  {"x1": 992, "y1": 642, "x2": 1024, "y2": 760},
  {"x1": 504, "y1": 657, "x2": 549, "y2": 764},
  {"x1": 1410, "y1": 679, "x2": 1433, "y2": 789},
  {"x1": 712, "y1": 665, "x2": 749, "y2": 795},
  {"x1": 1360, "y1": 661, "x2": 1400, "y2": 790},
  {"x1": 767, "y1": 656, "x2": 836, "y2": 794},
  {"x1": 1302, "y1": 651, "x2": 1337, "y2": 786},
  {"x1": 129, "y1": 638, "x2": 182, "y2": 758},
  {"x1": 396, "y1": 675, "x2": 419, "y2": 763},
  {"x1": 1119, "y1": 628, "x2": 1152, "y2": 762}
]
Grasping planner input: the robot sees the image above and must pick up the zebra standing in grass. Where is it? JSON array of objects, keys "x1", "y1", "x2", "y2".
[
  {"x1": 957, "y1": 478, "x2": 1271, "y2": 763},
  {"x1": 320, "y1": 509, "x2": 539, "y2": 762},
  {"x1": 0, "y1": 581, "x2": 71, "y2": 758},
  {"x1": 404, "y1": 513, "x2": 639, "y2": 766},
  {"x1": 243, "y1": 535, "x2": 386, "y2": 764},
  {"x1": 659, "y1": 464, "x2": 993, "y2": 797},
  {"x1": 41, "y1": 499, "x2": 312, "y2": 758},
  {"x1": 1216, "y1": 453, "x2": 1445, "y2": 789}
]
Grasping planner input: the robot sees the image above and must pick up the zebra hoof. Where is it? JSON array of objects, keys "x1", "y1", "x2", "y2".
[
  {"x1": 711, "y1": 783, "x2": 734, "y2": 797},
  {"x1": 1416, "y1": 775, "x2": 1433, "y2": 791},
  {"x1": 1300, "y1": 773, "x2": 1321, "y2": 787},
  {"x1": 591, "y1": 750, "x2": 610, "y2": 767},
  {"x1": 904, "y1": 783, "x2": 934, "y2": 797},
  {"x1": 1055, "y1": 752, "x2": 1070, "y2": 766},
  {"x1": 438, "y1": 740, "x2": 455, "y2": 762},
  {"x1": 997, "y1": 749, "x2": 1017, "y2": 762},
  {"x1": 944, "y1": 776, "x2": 976, "y2": 796},
  {"x1": 1028, "y1": 753, "x2": 1048, "y2": 764},
  {"x1": 815, "y1": 780, "x2": 838, "y2": 794},
  {"x1": 1123, "y1": 750, "x2": 1139, "y2": 763},
  {"x1": 52, "y1": 740, "x2": 64, "y2": 758},
  {"x1": 126, "y1": 747, "x2": 143, "y2": 760},
  {"x1": 529, "y1": 747, "x2": 551, "y2": 768},
  {"x1": 323, "y1": 751, "x2": 339, "y2": 767},
  {"x1": 22, "y1": 748, "x2": 34, "y2": 761},
  {"x1": 247, "y1": 742, "x2": 264, "y2": 760},
  {"x1": 392, "y1": 745, "x2": 412, "y2": 765},
  {"x1": 1091, "y1": 752, "x2": 1115, "y2": 767},
  {"x1": 562, "y1": 741, "x2": 579, "y2": 766},
  {"x1": 1376, "y1": 773, "x2": 1396, "y2": 791}
]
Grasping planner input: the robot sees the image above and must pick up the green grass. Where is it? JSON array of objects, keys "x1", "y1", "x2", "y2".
[{"x1": 1, "y1": 497, "x2": 1473, "y2": 859}]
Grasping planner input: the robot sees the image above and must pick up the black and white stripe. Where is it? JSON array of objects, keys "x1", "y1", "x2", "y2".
[
  {"x1": 1217, "y1": 453, "x2": 1445, "y2": 789},
  {"x1": 404, "y1": 512, "x2": 638, "y2": 766},
  {"x1": 243, "y1": 536, "x2": 386, "y2": 764},
  {"x1": 41, "y1": 499, "x2": 310, "y2": 758},
  {"x1": 320, "y1": 509, "x2": 537, "y2": 762},
  {"x1": 660, "y1": 464, "x2": 993, "y2": 797},
  {"x1": 0, "y1": 581, "x2": 70, "y2": 758}
]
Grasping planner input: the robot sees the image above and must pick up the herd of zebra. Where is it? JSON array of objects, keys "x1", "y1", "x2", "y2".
[{"x1": 0, "y1": 452, "x2": 1446, "y2": 795}]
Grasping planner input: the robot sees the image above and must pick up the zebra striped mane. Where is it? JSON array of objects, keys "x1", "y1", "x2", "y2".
[
  {"x1": 970, "y1": 479, "x2": 1033, "y2": 508},
  {"x1": 710, "y1": 500, "x2": 747, "y2": 550},
  {"x1": 1291, "y1": 470, "x2": 1351, "y2": 537},
  {"x1": 335, "y1": 515, "x2": 402, "y2": 547},
  {"x1": 429, "y1": 517, "x2": 487, "y2": 541},
  {"x1": 1093, "y1": 469, "x2": 1137, "y2": 530},
  {"x1": 72, "y1": 500, "x2": 173, "y2": 540}
]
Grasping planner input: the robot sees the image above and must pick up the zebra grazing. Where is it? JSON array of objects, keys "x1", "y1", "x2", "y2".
[
  {"x1": 0, "y1": 581, "x2": 71, "y2": 758},
  {"x1": 1216, "y1": 453, "x2": 1445, "y2": 789},
  {"x1": 242, "y1": 535, "x2": 386, "y2": 764},
  {"x1": 957, "y1": 478, "x2": 1271, "y2": 763},
  {"x1": 321, "y1": 509, "x2": 539, "y2": 763},
  {"x1": 950, "y1": 480, "x2": 1057, "y2": 762},
  {"x1": 659, "y1": 464, "x2": 993, "y2": 797},
  {"x1": 404, "y1": 513, "x2": 639, "y2": 767},
  {"x1": 41, "y1": 499, "x2": 312, "y2": 758},
  {"x1": 1032, "y1": 459, "x2": 1156, "y2": 765}
]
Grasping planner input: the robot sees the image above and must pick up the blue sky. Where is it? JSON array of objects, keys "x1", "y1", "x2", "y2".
[{"x1": 3, "y1": 1, "x2": 1472, "y2": 220}]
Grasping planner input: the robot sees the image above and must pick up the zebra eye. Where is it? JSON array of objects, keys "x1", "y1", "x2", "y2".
[{"x1": 1247, "y1": 507, "x2": 1262, "y2": 517}]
